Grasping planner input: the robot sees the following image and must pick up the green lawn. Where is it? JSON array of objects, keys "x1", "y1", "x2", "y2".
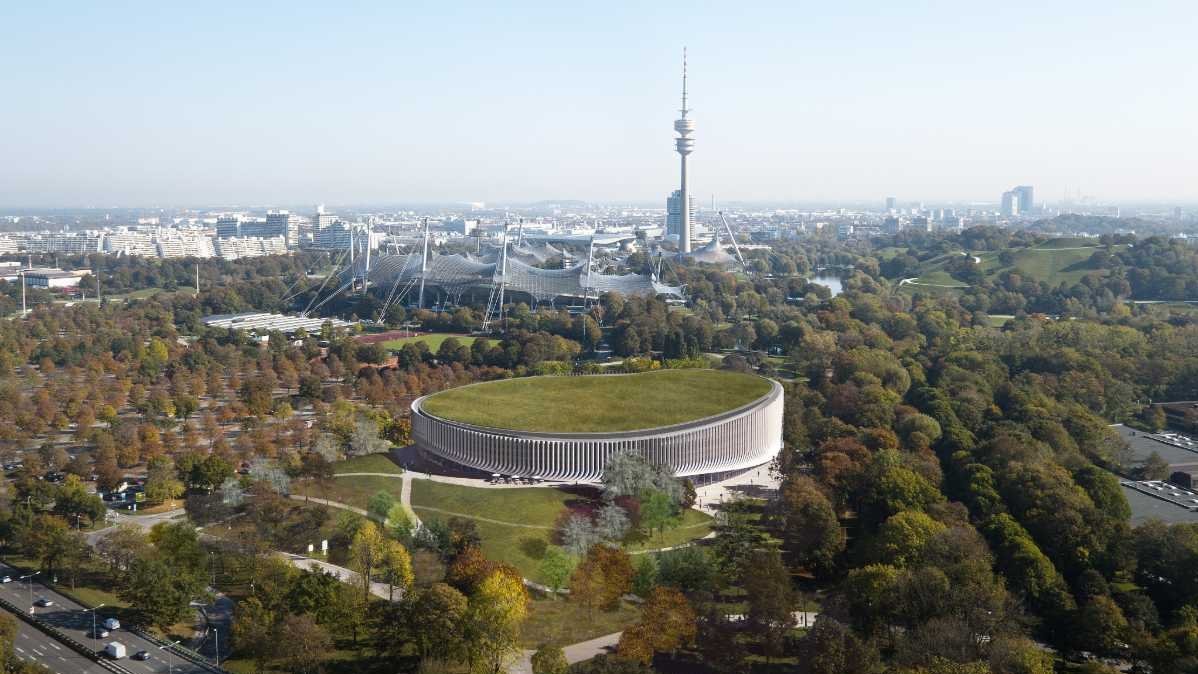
[
  {"x1": 521, "y1": 597, "x2": 640, "y2": 648},
  {"x1": 379, "y1": 333, "x2": 495, "y2": 352},
  {"x1": 296, "y1": 475, "x2": 405, "y2": 509},
  {"x1": 421, "y1": 369, "x2": 772, "y2": 432},
  {"x1": 409, "y1": 480, "x2": 713, "y2": 583},
  {"x1": 332, "y1": 453, "x2": 403, "y2": 475}
]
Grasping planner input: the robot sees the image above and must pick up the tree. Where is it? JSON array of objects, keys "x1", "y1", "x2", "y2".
[
  {"x1": 779, "y1": 476, "x2": 845, "y2": 577},
  {"x1": 349, "y1": 521, "x2": 385, "y2": 602},
  {"x1": 277, "y1": 614, "x2": 332, "y2": 674},
  {"x1": 617, "y1": 587, "x2": 696, "y2": 663},
  {"x1": 744, "y1": 548, "x2": 795, "y2": 660},
  {"x1": 870, "y1": 510, "x2": 946, "y2": 567},
  {"x1": 349, "y1": 417, "x2": 390, "y2": 456},
  {"x1": 531, "y1": 645, "x2": 569, "y2": 674},
  {"x1": 119, "y1": 557, "x2": 202, "y2": 631},
  {"x1": 797, "y1": 617, "x2": 881, "y2": 674},
  {"x1": 366, "y1": 490, "x2": 395, "y2": 524},
  {"x1": 379, "y1": 539, "x2": 414, "y2": 602},
  {"x1": 52, "y1": 474, "x2": 106, "y2": 528},
  {"x1": 601, "y1": 452, "x2": 682, "y2": 504},
  {"x1": 656, "y1": 546, "x2": 717, "y2": 594},
  {"x1": 538, "y1": 546, "x2": 575, "y2": 598},
  {"x1": 570, "y1": 545, "x2": 634, "y2": 616},
  {"x1": 233, "y1": 596, "x2": 277, "y2": 674},
  {"x1": 144, "y1": 456, "x2": 185, "y2": 504},
  {"x1": 406, "y1": 583, "x2": 469, "y2": 660},
  {"x1": 639, "y1": 488, "x2": 680, "y2": 542},
  {"x1": 1139, "y1": 451, "x2": 1170, "y2": 481},
  {"x1": 466, "y1": 570, "x2": 529, "y2": 674}
]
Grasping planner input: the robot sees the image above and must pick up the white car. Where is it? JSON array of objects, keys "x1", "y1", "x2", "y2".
[
  {"x1": 103, "y1": 618, "x2": 120, "y2": 630},
  {"x1": 0, "y1": 576, "x2": 10, "y2": 583}
]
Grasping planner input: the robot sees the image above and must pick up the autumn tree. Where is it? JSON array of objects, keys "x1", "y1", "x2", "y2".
[
  {"x1": 617, "y1": 586, "x2": 696, "y2": 663},
  {"x1": 570, "y1": 545, "x2": 634, "y2": 616}
]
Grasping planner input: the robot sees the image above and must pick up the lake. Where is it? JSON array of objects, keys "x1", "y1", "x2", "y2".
[{"x1": 808, "y1": 275, "x2": 844, "y2": 297}]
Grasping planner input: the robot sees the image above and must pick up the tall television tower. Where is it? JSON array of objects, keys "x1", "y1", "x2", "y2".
[{"x1": 674, "y1": 48, "x2": 695, "y2": 254}]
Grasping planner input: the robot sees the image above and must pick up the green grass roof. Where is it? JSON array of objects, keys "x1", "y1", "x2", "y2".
[{"x1": 420, "y1": 369, "x2": 772, "y2": 433}]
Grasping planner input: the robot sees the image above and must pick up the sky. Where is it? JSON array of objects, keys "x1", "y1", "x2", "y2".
[{"x1": 2, "y1": 1, "x2": 1196, "y2": 208}]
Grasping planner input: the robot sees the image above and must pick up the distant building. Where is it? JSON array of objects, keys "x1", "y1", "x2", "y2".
[
  {"x1": 214, "y1": 236, "x2": 288, "y2": 260},
  {"x1": 885, "y1": 196, "x2": 897, "y2": 211},
  {"x1": 666, "y1": 189, "x2": 696, "y2": 241},
  {"x1": 240, "y1": 211, "x2": 300, "y2": 248},
  {"x1": 1014, "y1": 186, "x2": 1034, "y2": 214},
  {"x1": 215, "y1": 215, "x2": 242, "y2": 239},
  {"x1": 1001, "y1": 190, "x2": 1020, "y2": 217},
  {"x1": 24, "y1": 268, "x2": 87, "y2": 289}
]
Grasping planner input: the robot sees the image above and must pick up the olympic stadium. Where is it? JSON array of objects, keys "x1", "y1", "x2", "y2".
[
  {"x1": 410, "y1": 370, "x2": 784, "y2": 483},
  {"x1": 366, "y1": 248, "x2": 684, "y2": 306}
]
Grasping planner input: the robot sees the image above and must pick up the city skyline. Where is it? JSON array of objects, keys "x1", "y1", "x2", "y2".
[{"x1": 2, "y1": 2, "x2": 1197, "y2": 207}]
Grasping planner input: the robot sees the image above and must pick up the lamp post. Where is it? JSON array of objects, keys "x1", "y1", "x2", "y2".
[
  {"x1": 81, "y1": 604, "x2": 105, "y2": 654},
  {"x1": 159, "y1": 640, "x2": 181, "y2": 674},
  {"x1": 17, "y1": 572, "x2": 37, "y2": 614}
]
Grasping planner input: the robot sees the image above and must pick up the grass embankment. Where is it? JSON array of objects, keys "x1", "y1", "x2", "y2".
[
  {"x1": 409, "y1": 480, "x2": 713, "y2": 582},
  {"x1": 904, "y1": 239, "x2": 1124, "y2": 291},
  {"x1": 421, "y1": 369, "x2": 772, "y2": 432},
  {"x1": 331, "y1": 453, "x2": 403, "y2": 475},
  {"x1": 379, "y1": 333, "x2": 494, "y2": 352}
]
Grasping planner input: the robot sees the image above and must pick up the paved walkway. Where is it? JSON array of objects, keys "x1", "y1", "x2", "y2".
[
  {"x1": 277, "y1": 552, "x2": 395, "y2": 600},
  {"x1": 693, "y1": 466, "x2": 783, "y2": 516},
  {"x1": 510, "y1": 632, "x2": 622, "y2": 674}
]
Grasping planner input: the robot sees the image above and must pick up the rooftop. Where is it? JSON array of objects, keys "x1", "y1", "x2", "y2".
[{"x1": 420, "y1": 369, "x2": 773, "y2": 433}]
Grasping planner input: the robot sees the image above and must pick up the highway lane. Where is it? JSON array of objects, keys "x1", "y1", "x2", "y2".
[
  {"x1": 9, "y1": 617, "x2": 108, "y2": 674},
  {"x1": 0, "y1": 563, "x2": 212, "y2": 674}
]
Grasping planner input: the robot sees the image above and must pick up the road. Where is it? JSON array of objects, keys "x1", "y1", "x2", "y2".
[
  {"x1": 9, "y1": 617, "x2": 109, "y2": 674},
  {"x1": 0, "y1": 563, "x2": 212, "y2": 674}
]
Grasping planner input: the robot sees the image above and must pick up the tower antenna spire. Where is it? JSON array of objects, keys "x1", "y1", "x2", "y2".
[{"x1": 681, "y1": 47, "x2": 689, "y2": 117}]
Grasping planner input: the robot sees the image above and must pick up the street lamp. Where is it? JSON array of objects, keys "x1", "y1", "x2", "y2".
[
  {"x1": 81, "y1": 604, "x2": 105, "y2": 654},
  {"x1": 17, "y1": 572, "x2": 38, "y2": 614},
  {"x1": 159, "y1": 640, "x2": 181, "y2": 674}
]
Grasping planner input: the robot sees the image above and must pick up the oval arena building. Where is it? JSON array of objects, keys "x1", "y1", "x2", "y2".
[{"x1": 411, "y1": 370, "x2": 783, "y2": 482}]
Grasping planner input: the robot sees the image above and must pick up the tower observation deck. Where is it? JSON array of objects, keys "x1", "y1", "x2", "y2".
[{"x1": 674, "y1": 48, "x2": 695, "y2": 255}]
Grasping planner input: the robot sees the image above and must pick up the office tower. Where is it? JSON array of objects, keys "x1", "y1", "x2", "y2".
[
  {"x1": 885, "y1": 196, "x2": 897, "y2": 211},
  {"x1": 1001, "y1": 191, "x2": 1020, "y2": 217},
  {"x1": 673, "y1": 49, "x2": 695, "y2": 254},
  {"x1": 1014, "y1": 185, "x2": 1034, "y2": 214},
  {"x1": 666, "y1": 189, "x2": 696, "y2": 240},
  {"x1": 261, "y1": 210, "x2": 301, "y2": 248}
]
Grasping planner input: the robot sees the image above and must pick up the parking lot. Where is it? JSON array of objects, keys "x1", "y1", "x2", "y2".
[{"x1": 1114, "y1": 425, "x2": 1198, "y2": 523}]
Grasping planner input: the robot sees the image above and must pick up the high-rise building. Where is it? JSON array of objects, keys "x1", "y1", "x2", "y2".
[
  {"x1": 673, "y1": 49, "x2": 695, "y2": 254},
  {"x1": 885, "y1": 196, "x2": 897, "y2": 211},
  {"x1": 666, "y1": 189, "x2": 696, "y2": 240},
  {"x1": 251, "y1": 210, "x2": 300, "y2": 248},
  {"x1": 1001, "y1": 190, "x2": 1020, "y2": 217},
  {"x1": 1013, "y1": 186, "x2": 1034, "y2": 214}
]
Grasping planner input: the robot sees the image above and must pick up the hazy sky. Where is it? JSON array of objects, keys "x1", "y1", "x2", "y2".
[{"x1": 2, "y1": 1, "x2": 1196, "y2": 207}]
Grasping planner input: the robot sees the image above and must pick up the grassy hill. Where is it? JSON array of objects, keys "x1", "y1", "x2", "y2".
[{"x1": 901, "y1": 238, "x2": 1119, "y2": 291}]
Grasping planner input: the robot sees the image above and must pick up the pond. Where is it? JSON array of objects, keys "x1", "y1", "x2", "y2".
[{"x1": 808, "y1": 275, "x2": 844, "y2": 297}]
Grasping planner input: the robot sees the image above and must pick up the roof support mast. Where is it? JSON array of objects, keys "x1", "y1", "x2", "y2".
[
  {"x1": 718, "y1": 211, "x2": 747, "y2": 270},
  {"x1": 417, "y1": 217, "x2": 429, "y2": 309}
]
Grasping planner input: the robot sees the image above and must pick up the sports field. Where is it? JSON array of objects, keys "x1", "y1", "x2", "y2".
[{"x1": 420, "y1": 369, "x2": 772, "y2": 432}]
